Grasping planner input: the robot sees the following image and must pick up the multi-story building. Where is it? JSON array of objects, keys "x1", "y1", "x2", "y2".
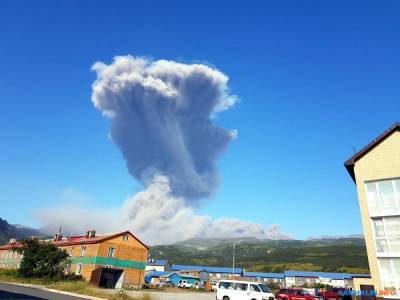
[
  {"x1": 0, "y1": 229, "x2": 149, "y2": 288},
  {"x1": 53, "y1": 230, "x2": 148, "y2": 288},
  {"x1": 345, "y1": 123, "x2": 400, "y2": 294}
]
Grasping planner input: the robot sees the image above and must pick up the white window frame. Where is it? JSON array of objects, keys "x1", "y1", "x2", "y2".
[
  {"x1": 365, "y1": 178, "x2": 400, "y2": 217},
  {"x1": 372, "y1": 216, "x2": 400, "y2": 256},
  {"x1": 69, "y1": 247, "x2": 74, "y2": 256},
  {"x1": 80, "y1": 245, "x2": 86, "y2": 257},
  {"x1": 378, "y1": 258, "x2": 400, "y2": 292},
  {"x1": 108, "y1": 247, "x2": 115, "y2": 258},
  {"x1": 123, "y1": 234, "x2": 129, "y2": 241},
  {"x1": 76, "y1": 263, "x2": 83, "y2": 275}
]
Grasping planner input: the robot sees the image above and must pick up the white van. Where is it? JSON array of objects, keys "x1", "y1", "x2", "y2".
[{"x1": 217, "y1": 280, "x2": 275, "y2": 300}]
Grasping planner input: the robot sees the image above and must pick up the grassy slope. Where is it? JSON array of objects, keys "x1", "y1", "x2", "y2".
[{"x1": 150, "y1": 238, "x2": 369, "y2": 274}]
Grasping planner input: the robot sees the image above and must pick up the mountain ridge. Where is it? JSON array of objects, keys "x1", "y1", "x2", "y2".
[{"x1": 0, "y1": 218, "x2": 44, "y2": 245}]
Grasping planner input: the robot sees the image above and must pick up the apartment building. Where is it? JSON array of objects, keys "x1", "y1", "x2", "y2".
[
  {"x1": 345, "y1": 123, "x2": 400, "y2": 294},
  {"x1": 53, "y1": 230, "x2": 148, "y2": 288}
]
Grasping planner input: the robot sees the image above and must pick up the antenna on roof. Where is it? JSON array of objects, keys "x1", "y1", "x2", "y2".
[{"x1": 352, "y1": 146, "x2": 357, "y2": 155}]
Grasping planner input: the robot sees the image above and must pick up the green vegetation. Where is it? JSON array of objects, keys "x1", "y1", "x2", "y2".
[
  {"x1": 15, "y1": 238, "x2": 70, "y2": 278},
  {"x1": 0, "y1": 269, "x2": 152, "y2": 300},
  {"x1": 150, "y1": 238, "x2": 370, "y2": 274}
]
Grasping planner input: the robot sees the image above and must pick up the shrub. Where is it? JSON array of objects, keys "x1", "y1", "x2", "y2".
[{"x1": 14, "y1": 238, "x2": 70, "y2": 278}]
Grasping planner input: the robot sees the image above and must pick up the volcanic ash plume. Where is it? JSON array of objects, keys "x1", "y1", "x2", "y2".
[
  {"x1": 91, "y1": 55, "x2": 237, "y2": 201},
  {"x1": 36, "y1": 55, "x2": 292, "y2": 244}
]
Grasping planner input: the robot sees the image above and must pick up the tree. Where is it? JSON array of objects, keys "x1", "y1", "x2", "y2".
[{"x1": 14, "y1": 238, "x2": 70, "y2": 278}]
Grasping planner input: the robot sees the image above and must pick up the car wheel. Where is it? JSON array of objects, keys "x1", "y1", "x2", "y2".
[{"x1": 223, "y1": 297, "x2": 230, "y2": 300}]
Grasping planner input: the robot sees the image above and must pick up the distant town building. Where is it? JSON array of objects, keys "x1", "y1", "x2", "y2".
[
  {"x1": 171, "y1": 264, "x2": 243, "y2": 281},
  {"x1": 283, "y1": 271, "x2": 369, "y2": 288},
  {"x1": 241, "y1": 272, "x2": 285, "y2": 285},
  {"x1": 145, "y1": 259, "x2": 171, "y2": 272},
  {"x1": 345, "y1": 123, "x2": 400, "y2": 293}
]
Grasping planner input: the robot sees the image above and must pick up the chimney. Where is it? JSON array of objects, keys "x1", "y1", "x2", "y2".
[
  {"x1": 9, "y1": 238, "x2": 16, "y2": 244},
  {"x1": 86, "y1": 229, "x2": 96, "y2": 238},
  {"x1": 53, "y1": 233, "x2": 63, "y2": 241}
]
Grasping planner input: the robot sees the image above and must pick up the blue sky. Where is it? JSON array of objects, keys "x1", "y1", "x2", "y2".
[{"x1": 1, "y1": 0, "x2": 400, "y2": 239}]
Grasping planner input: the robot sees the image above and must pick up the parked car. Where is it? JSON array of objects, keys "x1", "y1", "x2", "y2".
[
  {"x1": 178, "y1": 279, "x2": 195, "y2": 288},
  {"x1": 164, "y1": 281, "x2": 174, "y2": 287},
  {"x1": 194, "y1": 281, "x2": 205, "y2": 289},
  {"x1": 277, "y1": 288, "x2": 320, "y2": 300},
  {"x1": 217, "y1": 280, "x2": 275, "y2": 300},
  {"x1": 318, "y1": 288, "x2": 345, "y2": 300}
]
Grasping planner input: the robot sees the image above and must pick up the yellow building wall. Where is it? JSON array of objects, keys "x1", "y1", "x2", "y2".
[{"x1": 353, "y1": 130, "x2": 400, "y2": 291}]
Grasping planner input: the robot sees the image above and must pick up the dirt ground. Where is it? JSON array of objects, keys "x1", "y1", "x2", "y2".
[{"x1": 127, "y1": 290, "x2": 216, "y2": 300}]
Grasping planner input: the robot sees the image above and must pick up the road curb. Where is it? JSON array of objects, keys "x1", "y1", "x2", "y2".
[{"x1": 0, "y1": 281, "x2": 105, "y2": 299}]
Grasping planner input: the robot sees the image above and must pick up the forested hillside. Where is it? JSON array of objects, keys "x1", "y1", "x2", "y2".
[{"x1": 150, "y1": 237, "x2": 369, "y2": 274}]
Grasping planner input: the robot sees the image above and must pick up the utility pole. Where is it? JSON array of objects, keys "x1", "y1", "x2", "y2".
[{"x1": 232, "y1": 242, "x2": 236, "y2": 279}]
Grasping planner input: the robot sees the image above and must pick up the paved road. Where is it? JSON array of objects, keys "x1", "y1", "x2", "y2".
[
  {"x1": 0, "y1": 282, "x2": 93, "y2": 300},
  {"x1": 127, "y1": 290, "x2": 216, "y2": 300}
]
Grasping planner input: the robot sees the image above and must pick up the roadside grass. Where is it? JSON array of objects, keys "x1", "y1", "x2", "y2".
[{"x1": 0, "y1": 269, "x2": 152, "y2": 300}]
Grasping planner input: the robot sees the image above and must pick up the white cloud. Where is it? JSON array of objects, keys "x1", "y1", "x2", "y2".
[{"x1": 35, "y1": 176, "x2": 292, "y2": 245}]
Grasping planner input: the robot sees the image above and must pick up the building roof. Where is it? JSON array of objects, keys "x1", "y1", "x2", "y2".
[
  {"x1": 161, "y1": 272, "x2": 200, "y2": 280},
  {"x1": 344, "y1": 122, "x2": 400, "y2": 182},
  {"x1": 53, "y1": 230, "x2": 149, "y2": 250},
  {"x1": 0, "y1": 241, "x2": 23, "y2": 251},
  {"x1": 284, "y1": 271, "x2": 370, "y2": 280},
  {"x1": 145, "y1": 271, "x2": 170, "y2": 277},
  {"x1": 172, "y1": 264, "x2": 243, "y2": 274},
  {"x1": 147, "y1": 259, "x2": 170, "y2": 266},
  {"x1": 243, "y1": 272, "x2": 284, "y2": 279}
]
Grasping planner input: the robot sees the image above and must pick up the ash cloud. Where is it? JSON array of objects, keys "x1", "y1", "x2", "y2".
[
  {"x1": 35, "y1": 55, "x2": 293, "y2": 244},
  {"x1": 91, "y1": 55, "x2": 237, "y2": 200}
]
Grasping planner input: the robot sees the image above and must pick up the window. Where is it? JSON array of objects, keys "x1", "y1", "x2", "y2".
[
  {"x1": 234, "y1": 283, "x2": 248, "y2": 291},
  {"x1": 372, "y1": 217, "x2": 400, "y2": 255},
  {"x1": 76, "y1": 263, "x2": 82, "y2": 275},
  {"x1": 378, "y1": 258, "x2": 400, "y2": 290},
  {"x1": 219, "y1": 281, "x2": 234, "y2": 289},
  {"x1": 69, "y1": 247, "x2": 74, "y2": 256},
  {"x1": 250, "y1": 284, "x2": 261, "y2": 292},
  {"x1": 258, "y1": 284, "x2": 271, "y2": 293},
  {"x1": 80, "y1": 245, "x2": 86, "y2": 256},
  {"x1": 365, "y1": 179, "x2": 400, "y2": 216},
  {"x1": 123, "y1": 234, "x2": 129, "y2": 241},
  {"x1": 108, "y1": 247, "x2": 115, "y2": 257}
]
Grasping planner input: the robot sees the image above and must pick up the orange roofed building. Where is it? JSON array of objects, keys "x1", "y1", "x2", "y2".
[{"x1": 0, "y1": 230, "x2": 149, "y2": 288}]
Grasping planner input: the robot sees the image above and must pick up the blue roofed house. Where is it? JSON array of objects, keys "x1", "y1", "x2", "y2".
[
  {"x1": 160, "y1": 272, "x2": 200, "y2": 286},
  {"x1": 284, "y1": 271, "x2": 371, "y2": 288},
  {"x1": 242, "y1": 272, "x2": 285, "y2": 285},
  {"x1": 172, "y1": 264, "x2": 243, "y2": 281},
  {"x1": 144, "y1": 271, "x2": 170, "y2": 285},
  {"x1": 145, "y1": 259, "x2": 172, "y2": 272}
]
